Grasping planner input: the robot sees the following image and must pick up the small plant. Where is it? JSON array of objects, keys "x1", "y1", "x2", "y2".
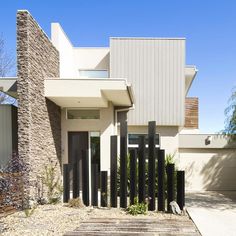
[
  {"x1": 24, "y1": 204, "x2": 37, "y2": 218},
  {"x1": 101, "y1": 191, "x2": 108, "y2": 207},
  {"x1": 165, "y1": 153, "x2": 175, "y2": 165},
  {"x1": 35, "y1": 175, "x2": 47, "y2": 205},
  {"x1": 68, "y1": 197, "x2": 85, "y2": 208},
  {"x1": 126, "y1": 197, "x2": 147, "y2": 215},
  {"x1": 41, "y1": 158, "x2": 62, "y2": 204}
]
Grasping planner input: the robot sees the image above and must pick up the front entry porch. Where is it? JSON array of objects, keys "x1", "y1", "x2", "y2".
[
  {"x1": 44, "y1": 77, "x2": 134, "y2": 172},
  {"x1": 68, "y1": 131, "x2": 100, "y2": 206}
]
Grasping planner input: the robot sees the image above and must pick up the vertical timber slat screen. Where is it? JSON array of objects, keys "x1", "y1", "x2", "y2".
[
  {"x1": 62, "y1": 121, "x2": 186, "y2": 211},
  {"x1": 130, "y1": 149, "x2": 137, "y2": 205},
  {"x1": 120, "y1": 121, "x2": 128, "y2": 208},
  {"x1": 101, "y1": 171, "x2": 108, "y2": 207},
  {"x1": 110, "y1": 135, "x2": 118, "y2": 207},
  {"x1": 138, "y1": 136, "x2": 146, "y2": 203},
  {"x1": 148, "y1": 121, "x2": 156, "y2": 211},
  {"x1": 158, "y1": 149, "x2": 165, "y2": 211}
]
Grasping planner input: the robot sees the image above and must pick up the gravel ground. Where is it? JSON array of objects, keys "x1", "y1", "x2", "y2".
[{"x1": 0, "y1": 204, "x2": 189, "y2": 236}]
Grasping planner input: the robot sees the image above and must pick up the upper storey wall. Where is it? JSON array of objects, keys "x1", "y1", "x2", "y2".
[
  {"x1": 51, "y1": 23, "x2": 109, "y2": 78},
  {"x1": 51, "y1": 23, "x2": 76, "y2": 78},
  {"x1": 74, "y1": 48, "x2": 109, "y2": 71},
  {"x1": 110, "y1": 38, "x2": 186, "y2": 126}
]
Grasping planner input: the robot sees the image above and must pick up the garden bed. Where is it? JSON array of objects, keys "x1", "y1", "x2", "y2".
[{"x1": 0, "y1": 204, "x2": 195, "y2": 236}]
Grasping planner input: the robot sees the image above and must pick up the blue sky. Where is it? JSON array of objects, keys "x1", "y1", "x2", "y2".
[{"x1": 1, "y1": 0, "x2": 236, "y2": 133}]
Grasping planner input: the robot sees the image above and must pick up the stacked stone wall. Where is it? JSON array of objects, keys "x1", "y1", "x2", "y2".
[{"x1": 17, "y1": 10, "x2": 61, "y2": 197}]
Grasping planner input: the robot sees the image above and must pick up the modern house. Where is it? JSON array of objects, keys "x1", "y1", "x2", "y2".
[{"x1": 1, "y1": 10, "x2": 236, "y2": 195}]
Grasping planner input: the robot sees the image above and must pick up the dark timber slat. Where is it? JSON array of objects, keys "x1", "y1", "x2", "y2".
[
  {"x1": 91, "y1": 164, "x2": 98, "y2": 206},
  {"x1": 101, "y1": 171, "x2": 108, "y2": 207},
  {"x1": 73, "y1": 161, "x2": 80, "y2": 198},
  {"x1": 63, "y1": 164, "x2": 70, "y2": 203},
  {"x1": 148, "y1": 121, "x2": 156, "y2": 211},
  {"x1": 120, "y1": 121, "x2": 128, "y2": 208},
  {"x1": 138, "y1": 136, "x2": 146, "y2": 203},
  {"x1": 129, "y1": 149, "x2": 137, "y2": 205},
  {"x1": 82, "y1": 150, "x2": 89, "y2": 206},
  {"x1": 177, "y1": 170, "x2": 185, "y2": 210},
  {"x1": 110, "y1": 135, "x2": 118, "y2": 207},
  {"x1": 166, "y1": 163, "x2": 175, "y2": 212},
  {"x1": 157, "y1": 149, "x2": 165, "y2": 211}
]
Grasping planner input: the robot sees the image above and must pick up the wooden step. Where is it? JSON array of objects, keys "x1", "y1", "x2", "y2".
[{"x1": 64, "y1": 217, "x2": 200, "y2": 236}]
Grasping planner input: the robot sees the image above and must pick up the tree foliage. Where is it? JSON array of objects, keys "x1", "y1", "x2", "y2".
[
  {"x1": 0, "y1": 34, "x2": 16, "y2": 105},
  {"x1": 223, "y1": 87, "x2": 236, "y2": 139},
  {"x1": 0, "y1": 34, "x2": 15, "y2": 77}
]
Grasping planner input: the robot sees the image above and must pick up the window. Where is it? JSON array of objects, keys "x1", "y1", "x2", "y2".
[
  {"x1": 128, "y1": 133, "x2": 160, "y2": 148},
  {"x1": 67, "y1": 109, "x2": 100, "y2": 119},
  {"x1": 79, "y1": 70, "x2": 108, "y2": 78}
]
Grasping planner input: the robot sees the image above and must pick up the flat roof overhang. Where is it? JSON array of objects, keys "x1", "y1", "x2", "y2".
[
  {"x1": 0, "y1": 77, "x2": 18, "y2": 98},
  {"x1": 185, "y1": 66, "x2": 198, "y2": 96},
  {"x1": 44, "y1": 78, "x2": 134, "y2": 108}
]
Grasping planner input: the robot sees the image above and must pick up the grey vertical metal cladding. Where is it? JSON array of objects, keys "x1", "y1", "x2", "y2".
[
  {"x1": 110, "y1": 38, "x2": 185, "y2": 126},
  {"x1": 0, "y1": 105, "x2": 13, "y2": 166}
]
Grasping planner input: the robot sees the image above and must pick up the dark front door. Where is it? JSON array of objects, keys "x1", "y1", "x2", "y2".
[
  {"x1": 68, "y1": 132, "x2": 89, "y2": 191},
  {"x1": 68, "y1": 132, "x2": 89, "y2": 164}
]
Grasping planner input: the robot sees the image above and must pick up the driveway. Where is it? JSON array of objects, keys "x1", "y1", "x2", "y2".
[{"x1": 186, "y1": 191, "x2": 236, "y2": 236}]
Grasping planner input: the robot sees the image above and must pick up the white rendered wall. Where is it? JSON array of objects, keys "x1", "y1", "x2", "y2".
[
  {"x1": 74, "y1": 48, "x2": 109, "y2": 71},
  {"x1": 51, "y1": 23, "x2": 77, "y2": 78},
  {"x1": 51, "y1": 23, "x2": 110, "y2": 78},
  {"x1": 178, "y1": 148, "x2": 236, "y2": 191},
  {"x1": 61, "y1": 103, "x2": 115, "y2": 171},
  {"x1": 128, "y1": 126, "x2": 179, "y2": 155}
]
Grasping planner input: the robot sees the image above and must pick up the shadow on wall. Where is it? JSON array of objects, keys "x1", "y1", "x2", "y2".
[
  {"x1": 200, "y1": 147, "x2": 236, "y2": 191},
  {"x1": 186, "y1": 191, "x2": 236, "y2": 210},
  {"x1": 46, "y1": 98, "x2": 62, "y2": 170},
  {"x1": 95, "y1": 53, "x2": 110, "y2": 71}
]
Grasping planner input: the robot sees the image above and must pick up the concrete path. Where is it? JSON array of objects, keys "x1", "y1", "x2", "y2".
[{"x1": 186, "y1": 191, "x2": 236, "y2": 236}]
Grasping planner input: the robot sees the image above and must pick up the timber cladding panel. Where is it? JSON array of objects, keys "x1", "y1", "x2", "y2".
[
  {"x1": 17, "y1": 10, "x2": 61, "y2": 197},
  {"x1": 184, "y1": 97, "x2": 198, "y2": 129}
]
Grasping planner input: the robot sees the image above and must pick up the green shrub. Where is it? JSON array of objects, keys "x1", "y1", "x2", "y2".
[
  {"x1": 165, "y1": 153, "x2": 175, "y2": 165},
  {"x1": 41, "y1": 158, "x2": 63, "y2": 204},
  {"x1": 126, "y1": 197, "x2": 147, "y2": 215}
]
